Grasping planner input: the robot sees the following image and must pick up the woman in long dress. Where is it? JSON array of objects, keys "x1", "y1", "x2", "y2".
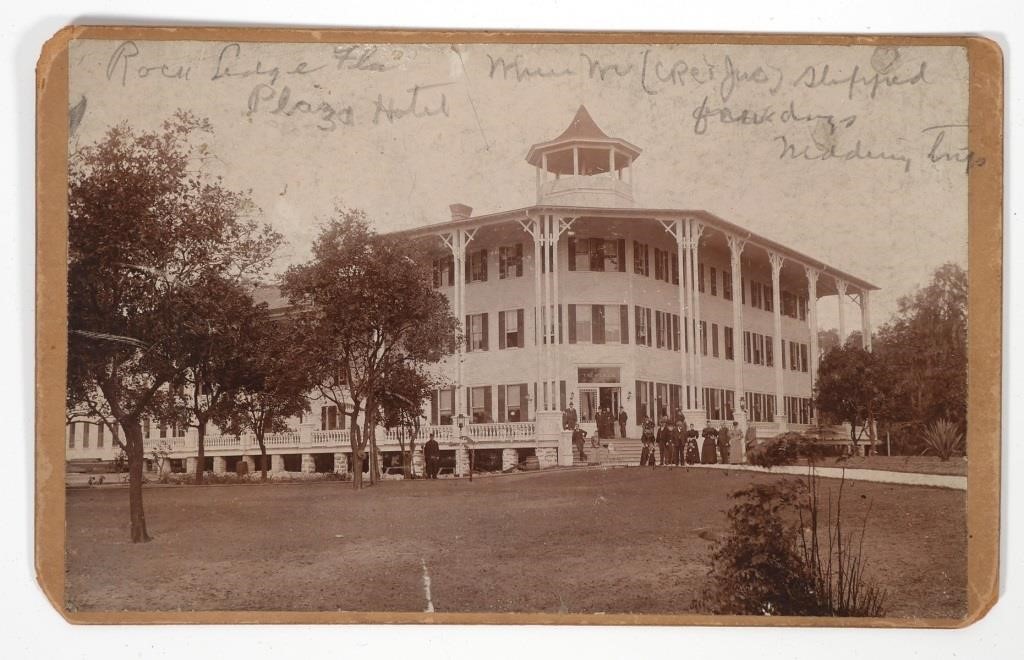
[{"x1": 700, "y1": 424, "x2": 718, "y2": 464}]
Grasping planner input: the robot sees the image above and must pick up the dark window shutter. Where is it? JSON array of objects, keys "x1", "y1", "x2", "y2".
[
  {"x1": 484, "y1": 386, "x2": 493, "y2": 422},
  {"x1": 465, "y1": 315, "x2": 472, "y2": 352},
  {"x1": 635, "y1": 380, "x2": 643, "y2": 422},
  {"x1": 634, "y1": 305, "x2": 642, "y2": 343},
  {"x1": 568, "y1": 304, "x2": 577, "y2": 344},
  {"x1": 465, "y1": 255, "x2": 471, "y2": 283},
  {"x1": 617, "y1": 239, "x2": 626, "y2": 272},
  {"x1": 499, "y1": 247, "x2": 507, "y2": 279},
  {"x1": 644, "y1": 245, "x2": 650, "y2": 276},
  {"x1": 498, "y1": 311, "x2": 506, "y2": 349},
  {"x1": 560, "y1": 381, "x2": 567, "y2": 411},
  {"x1": 521, "y1": 384, "x2": 530, "y2": 421},
  {"x1": 620, "y1": 305, "x2": 629, "y2": 344},
  {"x1": 481, "y1": 312, "x2": 489, "y2": 350},
  {"x1": 517, "y1": 309, "x2": 525, "y2": 347},
  {"x1": 498, "y1": 385, "x2": 506, "y2": 422},
  {"x1": 480, "y1": 249, "x2": 488, "y2": 281},
  {"x1": 567, "y1": 237, "x2": 576, "y2": 271},
  {"x1": 655, "y1": 310, "x2": 662, "y2": 347},
  {"x1": 593, "y1": 305, "x2": 605, "y2": 344},
  {"x1": 516, "y1": 243, "x2": 524, "y2": 276},
  {"x1": 447, "y1": 256, "x2": 454, "y2": 285},
  {"x1": 781, "y1": 340, "x2": 786, "y2": 369},
  {"x1": 646, "y1": 308, "x2": 653, "y2": 346},
  {"x1": 467, "y1": 387, "x2": 472, "y2": 418},
  {"x1": 431, "y1": 391, "x2": 439, "y2": 425},
  {"x1": 591, "y1": 239, "x2": 604, "y2": 272}
]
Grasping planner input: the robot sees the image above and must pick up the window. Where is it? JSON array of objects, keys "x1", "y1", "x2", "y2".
[
  {"x1": 498, "y1": 244, "x2": 524, "y2": 279},
  {"x1": 636, "y1": 379, "x2": 651, "y2": 423},
  {"x1": 569, "y1": 237, "x2": 625, "y2": 272},
  {"x1": 710, "y1": 267, "x2": 718, "y2": 296},
  {"x1": 578, "y1": 367, "x2": 621, "y2": 383},
  {"x1": 790, "y1": 341, "x2": 799, "y2": 371},
  {"x1": 798, "y1": 295, "x2": 808, "y2": 321},
  {"x1": 635, "y1": 306, "x2": 652, "y2": 346},
  {"x1": 470, "y1": 386, "x2": 492, "y2": 423},
  {"x1": 766, "y1": 336, "x2": 774, "y2": 367},
  {"x1": 499, "y1": 309, "x2": 524, "y2": 349},
  {"x1": 467, "y1": 249, "x2": 488, "y2": 283},
  {"x1": 801, "y1": 344, "x2": 809, "y2": 373},
  {"x1": 97, "y1": 423, "x2": 104, "y2": 448},
  {"x1": 432, "y1": 255, "x2": 454, "y2": 287},
  {"x1": 671, "y1": 253, "x2": 679, "y2": 285},
  {"x1": 604, "y1": 305, "x2": 622, "y2": 343},
  {"x1": 672, "y1": 314, "x2": 680, "y2": 352},
  {"x1": 711, "y1": 323, "x2": 720, "y2": 357},
  {"x1": 700, "y1": 320, "x2": 708, "y2": 356},
  {"x1": 655, "y1": 310, "x2": 666, "y2": 348},
  {"x1": 751, "y1": 281, "x2": 762, "y2": 308},
  {"x1": 723, "y1": 271, "x2": 733, "y2": 300},
  {"x1": 438, "y1": 389, "x2": 453, "y2": 425},
  {"x1": 633, "y1": 241, "x2": 650, "y2": 276},
  {"x1": 573, "y1": 304, "x2": 592, "y2": 343},
  {"x1": 744, "y1": 331, "x2": 752, "y2": 363},
  {"x1": 505, "y1": 385, "x2": 522, "y2": 422},
  {"x1": 321, "y1": 405, "x2": 339, "y2": 430},
  {"x1": 467, "y1": 313, "x2": 488, "y2": 351},
  {"x1": 653, "y1": 249, "x2": 665, "y2": 281},
  {"x1": 698, "y1": 264, "x2": 706, "y2": 292},
  {"x1": 83, "y1": 423, "x2": 90, "y2": 449},
  {"x1": 68, "y1": 423, "x2": 76, "y2": 449},
  {"x1": 724, "y1": 326, "x2": 734, "y2": 360},
  {"x1": 782, "y1": 290, "x2": 797, "y2": 318},
  {"x1": 764, "y1": 284, "x2": 774, "y2": 312}
]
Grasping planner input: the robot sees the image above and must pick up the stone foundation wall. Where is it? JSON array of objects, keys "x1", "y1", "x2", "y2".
[
  {"x1": 536, "y1": 447, "x2": 558, "y2": 469},
  {"x1": 301, "y1": 453, "x2": 316, "y2": 473}
]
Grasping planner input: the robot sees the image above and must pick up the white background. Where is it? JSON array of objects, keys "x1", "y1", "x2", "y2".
[{"x1": 2, "y1": 2, "x2": 1019, "y2": 658}]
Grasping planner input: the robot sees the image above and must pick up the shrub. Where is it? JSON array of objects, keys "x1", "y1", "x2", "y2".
[
  {"x1": 920, "y1": 419, "x2": 964, "y2": 461},
  {"x1": 746, "y1": 432, "x2": 803, "y2": 468},
  {"x1": 695, "y1": 470, "x2": 887, "y2": 617}
]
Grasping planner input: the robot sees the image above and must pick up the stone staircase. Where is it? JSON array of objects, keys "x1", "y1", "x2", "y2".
[{"x1": 572, "y1": 438, "x2": 645, "y2": 467}]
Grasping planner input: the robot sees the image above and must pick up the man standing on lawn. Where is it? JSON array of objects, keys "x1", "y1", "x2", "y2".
[{"x1": 424, "y1": 432, "x2": 441, "y2": 479}]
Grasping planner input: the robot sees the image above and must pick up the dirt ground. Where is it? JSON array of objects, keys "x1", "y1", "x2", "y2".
[
  {"x1": 797, "y1": 455, "x2": 968, "y2": 476},
  {"x1": 65, "y1": 467, "x2": 967, "y2": 618}
]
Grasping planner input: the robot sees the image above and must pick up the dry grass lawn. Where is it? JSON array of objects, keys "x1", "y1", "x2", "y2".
[{"x1": 65, "y1": 467, "x2": 967, "y2": 618}]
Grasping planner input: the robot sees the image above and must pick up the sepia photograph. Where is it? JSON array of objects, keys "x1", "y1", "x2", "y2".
[{"x1": 41, "y1": 30, "x2": 1000, "y2": 625}]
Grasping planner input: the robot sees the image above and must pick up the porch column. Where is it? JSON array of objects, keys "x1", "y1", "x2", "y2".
[
  {"x1": 551, "y1": 215, "x2": 562, "y2": 412},
  {"x1": 545, "y1": 215, "x2": 555, "y2": 410},
  {"x1": 683, "y1": 220, "x2": 696, "y2": 410},
  {"x1": 769, "y1": 251, "x2": 786, "y2": 430},
  {"x1": 528, "y1": 215, "x2": 543, "y2": 416},
  {"x1": 860, "y1": 289, "x2": 873, "y2": 351},
  {"x1": 674, "y1": 219, "x2": 690, "y2": 419},
  {"x1": 688, "y1": 218, "x2": 706, "y2": 422},
  {"x1": 728, "y1": 235, "x2": 747, "y2": 422},
  {"x1": 836, "y1": 278, "x2": 848, "y2": 345},
  {"x1": 443, "y1": 229, "x2": 468, "y2": 421},
  {"x1": 805, "y1": 266, "x2": 821, "y2": 392}
]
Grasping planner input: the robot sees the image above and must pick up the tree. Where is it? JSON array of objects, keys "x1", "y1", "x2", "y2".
[
  {"x1": 162, "y1": 275, "x2": 278, "y2": 485},
  {"x1": 813, "y1": 345, "x2": 888, "y2": 452},
  {"x1": 282, "y1": 208, "x2": 460, "y2": 489},
  {"x1": 67, "y1": 111, "x2": 279, "y2": 541},
  {"x1": 377, "y1": 360, "x2": 443, "y2": 479},
  {"x1": 873, "y1": 263, "x2": 967, "y2": 452},
  {"x1": 216, "y1": 314, "x2": 312, "y2": 480}
]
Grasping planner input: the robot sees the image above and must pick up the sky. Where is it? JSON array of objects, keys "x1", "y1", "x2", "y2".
[{"x1": 68, "y1": 39, "x2": 970, "y2": 331}]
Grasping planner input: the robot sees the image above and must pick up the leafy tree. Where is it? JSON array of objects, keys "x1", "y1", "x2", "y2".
[
  {"x1": 282, "y1": 209, "x2": 460, "y2": 489},
  {"x1": 873, "y1": 263, "x2": 967, "y2": 452},
  {"x1": 814, "y1": 345, "x2": 888, "y2": 452},
  {"x1": 377, "y1": 360, "x2": 445, "y2": 479},
  {"x1": 215, "y1": 314, "x2": 312, "y2": 480},
  {"x1": 67, "y1": 112, "x2": 278, "y2": 541}
]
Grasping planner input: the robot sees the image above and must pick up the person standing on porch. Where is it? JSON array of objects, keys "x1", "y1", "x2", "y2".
[
  {"x1": 572, "y1": 424, "x2": 588, "y2": 463},
  {"x1": 729, "y1": 421, "x2": 744, "y2": 464},
  {"x1": 617, "y1": 407, "x2": 628, "y2": 438},
  {"x1": 672, "y1": 420, "x2": 687, "y2": 466},
  {"x1": 685, "y1": 423, "x2": 701, "y2": 465},
  {"x1": 640, "y1": 418, "x2": 656, "y2": 467},
  {"x1": 563, "y1": 403, "x2": 578, "y2": 431}
]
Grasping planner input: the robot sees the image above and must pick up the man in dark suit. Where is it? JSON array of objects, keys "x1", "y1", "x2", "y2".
[
  {"x1": 656, "y1": 417, "x2": 671, "y2": 466},
  {"x1": 563, "y1": 403, "x2": 578, "y2": 431},
  {"x1": 617, "y1": 407, "x2": 628, "y2": 438},
  {"x1": 423, "y1": 432, "x2": 441, "y2": 479},
  {"x1": 672, "y1": 420, "x2": 687, "y2": 466}
]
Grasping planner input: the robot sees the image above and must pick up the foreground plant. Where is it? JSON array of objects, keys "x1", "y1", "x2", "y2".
[
  {"x1": 920, "y1": 419, "x2": 964, "y2": 462},
  {"x1": 695, "y1": 467, "x2": 887, "y2": 617}
]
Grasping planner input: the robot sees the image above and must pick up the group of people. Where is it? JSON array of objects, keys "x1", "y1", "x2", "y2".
[
  {"x1": 639, "y1": 416, "x2": 745, "y2": 467},
  {"x1": 562, "y1": 403, "x2": 628, "y2": 440}
]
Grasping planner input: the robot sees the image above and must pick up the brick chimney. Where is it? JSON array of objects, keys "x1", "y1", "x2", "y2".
[{"x1": 449, "y1": 203, "x2": 473, "y2": 222}]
